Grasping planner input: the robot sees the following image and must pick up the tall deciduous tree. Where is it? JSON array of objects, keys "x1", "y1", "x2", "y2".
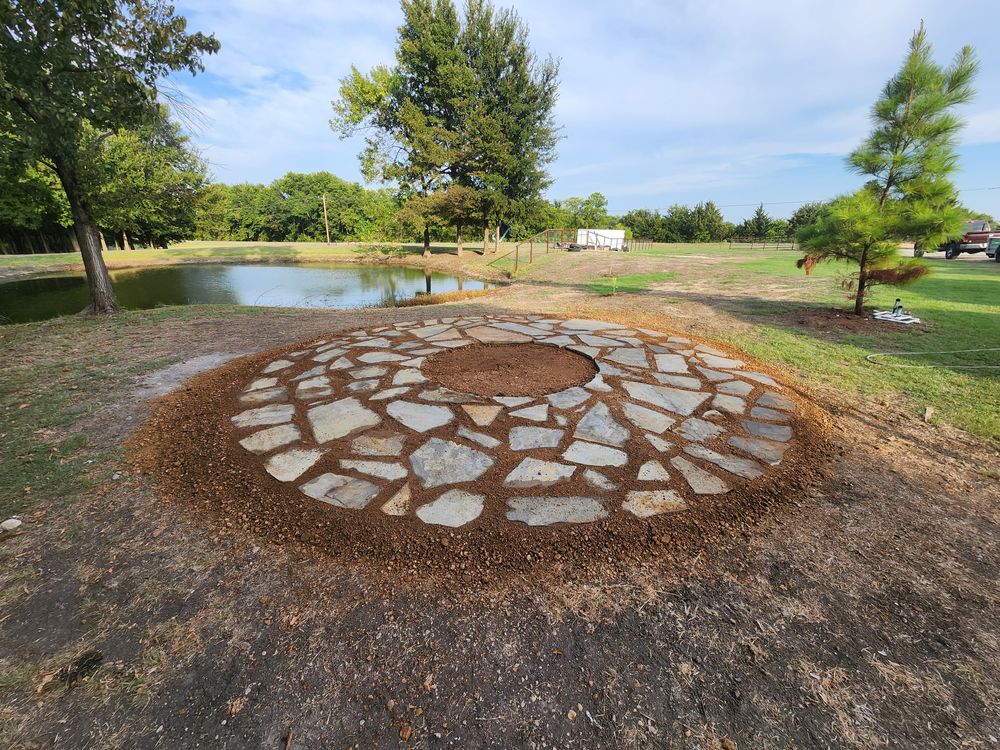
[
  {"x1": 331, "y1": 0, "x2": 558, "y2": 256},
  {"x1": 798, "y1": 24, "x2": 977, "y2": 315},
  {"x1": 0, "y1": 1, "x2": 218, "y2": 312}
]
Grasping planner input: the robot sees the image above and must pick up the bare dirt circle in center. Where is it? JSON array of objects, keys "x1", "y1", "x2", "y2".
[{"x1": 423, "y1": 342, "x2": 598, "y2": 397}]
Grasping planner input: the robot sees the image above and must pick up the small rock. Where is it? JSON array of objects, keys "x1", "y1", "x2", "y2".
[{"x1": 1, "y1": 518, "x2": 23, "y2": 532}]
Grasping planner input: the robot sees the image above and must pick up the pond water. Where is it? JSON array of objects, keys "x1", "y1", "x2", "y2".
[{"x1": 0, "y1": 263, "x2": 493, "y2": 324}]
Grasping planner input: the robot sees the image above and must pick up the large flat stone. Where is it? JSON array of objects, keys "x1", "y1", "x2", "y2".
[
  {"x1": 717, "y1": 379, "x2": 754, "y2": 397},
  {"x1": 563, "y1": 440, "x2": 628, "y2": 467},
  {"x1": 381, "y1": 484, "x2": 410, "y2": 516},
  {"x1": 295, "y1": 378, "x2": 332, "y2": 399},
  {"x1": 700, "y1": 354, "x2": 744, "y2": 369},
  {"x1": 652, "y1": 373, "x2": 703, "y2": 390},
  {"x1": 409, "y1": 438, "x2": 493, "y2": 488},
  {"x1": 340, "y1": 459, "x2": 408, "y2": 480},
  {"x1": 574, "y1": 402, "x2": 629, "y2": 447},
  {"x1": 604, "y1": 348, "x2": 649, "y2": 368},
  {"x1": 262, "y1": 359, "x2": 294, "y2": 374},
  {"x1": 506, "y1": 496, "x2": 608, "y2": 526},
  {"x1": 465, "y1": 325, "x2": 532, "y2": 343},
  {"x1": 312, "y1": 348, "x2": 348, "y2": 363},
  {"x1": 654, "y1": 354, "x2": 690, "y2": 373},
  {"x1": 351, "y1": 433, "x2": 405, "y2": 456},
  {"x1": 671, "y1": 456, "x2": 729, "y2": 494},
  {"x1": 711, "y1": 394, "x2": 746, "y2": 414},
  {"x1": 232, "y1": 404, "x2": 295, "y2": 429},
  {"x1": 757, "y1": 392, "x2": 795, "y2": 411},
  {"x1": 583, "y1": 469, "x2": 619, "y2": 491},
  {"x1": 386, "y1": 401, "x2": 454, "y2": 432},
  {"x1": 750, "y1": 406, "x2": 791, "y2": 422},
  {"x1": 637, "y1": 460, "x2": 670, "y2": 480},
  {"x1": 674, "y1": 417, "x2": 725, "y2": 442},
  {"x1": 239, "y1": 424, "x2": 301, "y2": 454},
  {"x1": 622, "y1": 403, "x2": 675, "y2": 434},
  {"x1": 245, "y1": 377, "x2": 278, "y2": 391},
  {"x1": 504, "y1": 458, "x2": 575, "y2": 488},
  {"x1": 349, "y1": 366, "x2": 388, "y2": 379},
  {"x1": 743, "y1": 420, "x2": 793, "y2": 442},
  {"x1": 419, "y1": 387, "x2": 482, "y2": 404},
  {"x1": 308, "y1": 398, "x2": 381, "y2": 443},
  {"x1": 300, "y1": 473, "x2": 380, "y2": 509},
  {"x1": 240, "y1": 387, "x2": 288, "y2": 405},
  {"x1": 266, "y1": 448, "x2": 324, "y2": 482},
  {"x1": 684, "y1": 444, "x2": 765, "y2": 479},
  {"x1": 457, "y1": 426, "x2": 501, "y2": 449},
  {"x1": 510, "y1": 403, "x2": 549, "y2": 422},
  {"x1": 546, "y1": 387, "x2": 591, "y2": 409},
  {"x1": 462, "y1": 404, "x2": 502, "y2": 426},
  {"x1": 622, "y1": 490, "x2": 687, "y2": 518},
  {"x1": 509, "y1": 426, "x2": 564, "y2": 450},
  {"x1": 728, "y1": 435, "x2": 788, "y2": 465},
  {"x1": 357, "y1": 351, "x2": 408, "y2": 363},
  {"x1": 735, "y1": 371, "x2": 780, "y2": 387},
  {"x1": 370, "y1": 386, "x2": 411, "y2": 401},
  {"x1": 494, "y1": 396, "x2": 532, "y2": 407},
  {"x1": 415, "y1": 490, "x2": 484, "y2": 527},
  {"x1": 622, "y1": 380, "x2": 710, "y2": 416},
  {"x1": 393, "y1": 368, "x2": 428, "y2": 385}
]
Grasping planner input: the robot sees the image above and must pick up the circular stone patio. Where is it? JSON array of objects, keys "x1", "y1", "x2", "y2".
[{"x1": 227, "y1": 315, "x2": 800, "y2": 530}]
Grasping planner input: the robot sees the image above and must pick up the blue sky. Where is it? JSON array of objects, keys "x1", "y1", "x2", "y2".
[{"x1": 169, "y1": 0, "x2": 1000, "y2": 223}]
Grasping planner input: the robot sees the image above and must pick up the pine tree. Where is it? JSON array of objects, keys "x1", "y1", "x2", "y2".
[{"x1": 798, "y1": 24, "x2": 977, "y2": 315}]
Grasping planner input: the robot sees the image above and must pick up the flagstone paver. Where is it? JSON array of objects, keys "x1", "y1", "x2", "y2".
[
  {"x1": 231, "y1": 314, "x2": 804, "y2": 530},
  {"x1": 416, "y1": 490, "x2": 484, "y2": 527},
  {"x1": 506, "y1": 496, "x2": 608, "y2": 525}
]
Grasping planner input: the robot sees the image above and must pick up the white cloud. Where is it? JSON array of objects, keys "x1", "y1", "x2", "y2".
[{"x1": 170, "y1": 0, "x2": 1000, "y2": 216}]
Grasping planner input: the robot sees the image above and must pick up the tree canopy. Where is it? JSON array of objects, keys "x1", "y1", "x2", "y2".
[
  {"x1": 331, "y1": 0, "x2": 559, "y2": 255},
  {"x1": 1, "y1": 0, "x2": 219, "y2": 311},
  {"x1": 798, "y1": 23, "x2": 978, "y2": 314}
]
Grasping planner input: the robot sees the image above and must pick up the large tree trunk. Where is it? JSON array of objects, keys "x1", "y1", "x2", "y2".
[
  {"x1": 456, "y1": 223, "x2": 463, "y2": 257},
  {"x1": 122, "y1": 231, "x2": 132, "y2": 252},
  {"x1": 53, "y1": 157, "x2": 118, "y2": 313},
  {"x1": 483, "y1": 221, "x2": 489, "y2": 253},
  {"x1": 494, "y1": 221, "x2": 500, "y2": 254},
  {"x1": 422, "y1": 225, "x2": 431, "y2": 258},
  {"x1": 68, "y1": 229, "x2": 81, "y2": 255}
]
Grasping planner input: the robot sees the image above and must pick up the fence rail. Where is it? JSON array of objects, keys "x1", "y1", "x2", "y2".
[
  {"x1": 488, "y1": 228, "x2": 653, "y2": 273},
  {"x1": 727, "y1": 236, "x2": 798, "y2": 250}
]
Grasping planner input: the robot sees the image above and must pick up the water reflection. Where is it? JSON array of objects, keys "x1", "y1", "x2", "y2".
[{"x1": 0, "y1": 263, "x2": 491, "y2": 324}]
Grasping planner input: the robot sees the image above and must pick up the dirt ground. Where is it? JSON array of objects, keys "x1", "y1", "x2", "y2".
[{"x1": 1, "y1": 282, "x2": 998, "y2": 749}]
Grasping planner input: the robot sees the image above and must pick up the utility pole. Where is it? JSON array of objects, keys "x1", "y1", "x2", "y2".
[{"x1": 322, "y1": 193, "x2": 331, "y2": 245}]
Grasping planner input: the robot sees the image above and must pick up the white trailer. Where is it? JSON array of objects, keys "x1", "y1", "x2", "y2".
[{"x1": 576, "y1": 228, "x2": 626, "y2": 250}]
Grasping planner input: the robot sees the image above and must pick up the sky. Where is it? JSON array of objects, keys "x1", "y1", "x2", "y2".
[{"x1": 169, "y1": 0, "x2": 1000, "y2": 223}]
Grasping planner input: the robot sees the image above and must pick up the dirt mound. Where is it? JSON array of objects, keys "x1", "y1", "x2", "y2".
[{"x1": 424, "y1": 342, "x2": 597, "y2": 397}]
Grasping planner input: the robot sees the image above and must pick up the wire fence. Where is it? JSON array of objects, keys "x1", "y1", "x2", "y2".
[
  {"x1": 727, "y1": 236, "x2": 798, "y2": 250},
  {"x1": 487, "y1": 228, "x2": 654, "y2": 273}
]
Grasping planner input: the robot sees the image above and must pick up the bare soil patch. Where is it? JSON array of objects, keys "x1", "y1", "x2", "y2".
[{"x1": 424, "y1": 341, "x2": 598, "y2": 397}]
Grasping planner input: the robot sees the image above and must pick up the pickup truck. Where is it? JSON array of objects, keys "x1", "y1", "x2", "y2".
[{"x1": 940, "y1": 220, "x2": 999, "y2": 259}]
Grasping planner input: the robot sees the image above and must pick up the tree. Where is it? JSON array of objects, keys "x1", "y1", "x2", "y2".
[
  {"x1": 787, "y1": 202, "x2": 827, "y2": 234},
  {"x1": 563, "y1": 193, "x2": 609, "y2": 228},
  {"x1": 798, "y1": 24, "x2": 977, "y2": 315},
  {"x1": 80, "y1": 108, "x2": 208, "y2": 248},
  {"x1": 1, "y1": 1, "x2": 218, "y2": 312},
  {"x1": 749, "y1": 203, "x2": 773, "y2": 238},
  {"x1": 332, "y1": 0, "x2": 558, "y2": 256}
]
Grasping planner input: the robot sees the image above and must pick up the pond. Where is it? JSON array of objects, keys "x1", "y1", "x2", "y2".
[{"x1": 0, "y1": 263, "x2": 493, "y2": 324}]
